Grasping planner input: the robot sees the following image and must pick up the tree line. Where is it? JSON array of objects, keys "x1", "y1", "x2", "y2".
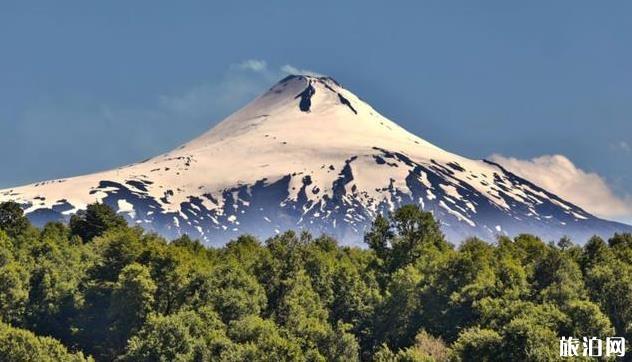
[{"x1": 0, "y1": 201, "x2": 631, "y2": 361}]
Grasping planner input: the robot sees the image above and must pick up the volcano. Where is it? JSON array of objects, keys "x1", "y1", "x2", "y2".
[{"x1": 2, "y1": 75, "x2": 630, "y2": 245}]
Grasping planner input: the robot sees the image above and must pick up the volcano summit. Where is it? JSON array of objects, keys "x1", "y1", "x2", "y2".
[{"x1": 2, "y1": 75, "x2": 630, "y2": 245}]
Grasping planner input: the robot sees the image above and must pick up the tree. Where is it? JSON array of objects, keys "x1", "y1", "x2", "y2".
[
  {"x1": 416, "y1": 238, "x2": 498, "y2": 341},
  {"x1": 365, "y1": 215, "x2": 392, "y2": 263},
  {"x1": 40, "y1": 222, "x2": 71, "y2": 245},
  {"x1": 365, "y1": 205, "x2": 448, "y2": 274},
  {"x1": 25, "y1": 260, "x2": 80, "y2": 343},
  {"x1": 135, "y1": 238, "x2": 192, "y2": 315},
  {"x1": 584, "y1": 260, "x2": 632, "y2": 340},
  {"x1": 330, "y1": 260, "x2": 380, "y2": 354},
  {"x1": 74, "y1": 228, "x2": 143, "y2": 357},
  {"x1": 171, "y1": 234, "x2": 204, "y2": 253},
  {"x1": 557, "y1": 236, "x2": 573, "y2": 251},
  {"x1": 373, "y1": 330, "x2": 450, "y2": 362},
  {"x1": 108, "y1": 263, "x2": 157, "y2": 354},
  {"x1": 608, "y1": 233, "x2": 632, "y2": 263},
  {"x1": 608, "y1": 232, "x2": 632, "y2": 249},
  {"x1": 580, "y1": 235, "x2": 612, "y2": 270},
  {"x1": 374, "y1": 265, "x2": 423, "y2": 348},
  {"x1": 275, "y1": 270, "x2": 360, "y2": 361},
  {"x1": 501, "y1": 314, "x2": 561, "y2": 362},
  {"x1": 451, "y1": 327, "x2": 503, "y2": 362},
  {"x1": 88, "y1": 228, "x2": 143, "y2": 282},
  {"x1": 0, "y1": 321, "x2": 92, "y2": 361},
  {"x1": 226, "y1": 315, "x2": 304, "y2": 361},
  {"x1": 187, "y1": 262, "x2": 267, "y2": 323},
  {"x1": 0, "y1": 231, "x2": 13, "y2": 268},
  {"x1": 69, "y1": 203, "x2": 127, "y2": 242},
  {"x1": 561, "y1": 300, "x2": 612, "y2": 338},
  {"x1": 409, "y1": 330, "x2": 450, "y2": 361},
  {"x1": 0, "y1": 262, "x2": 29, "y2": 325},
  {"x1": 223, "y1": 234, "x2": 267, "y2": 273},
  {"x1": 120, "y1": 308, "x2": 229, "y2": 362},
  {"x1": 275, "y1": 270, "x2": 330, "y2": 348},
  {"x1": 532, "y1": 248, "x2": 586, "y2": 304},
  {"x1": 0, "y1": 201, "x2": 30, "y2": 238}
]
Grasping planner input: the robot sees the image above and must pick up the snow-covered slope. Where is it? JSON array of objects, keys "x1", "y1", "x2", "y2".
[{"x1": 1, "y1": 75, "x2": 630, "y2": 245}]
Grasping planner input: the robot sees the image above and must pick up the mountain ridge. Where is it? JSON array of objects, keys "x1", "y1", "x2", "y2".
[{"x1": 1, "y1": 75, "x2": 630, "y2": 245}]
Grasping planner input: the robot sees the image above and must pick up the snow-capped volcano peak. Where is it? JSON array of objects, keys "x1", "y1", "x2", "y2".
[
  {"x1": 187, "y1": 74, "x2": 361, "y2": 143},
  {"x1": 185, "y1": 74, "x2": 442, "y2": 156},
  {"x1": 1, "y1": 75, "x2": 630, "y2": 245}
]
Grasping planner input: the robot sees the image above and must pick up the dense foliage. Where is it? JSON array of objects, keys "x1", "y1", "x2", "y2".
[{"x1": 0, "y1": 201, "x2": 630, "y2": 361}]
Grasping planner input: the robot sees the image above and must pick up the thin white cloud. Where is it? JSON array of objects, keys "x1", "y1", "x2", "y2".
[
  {"x1": 613, "y1": 140, "x2": 631, "y2": 153},
  {"x1": 280, "y1": 64, "x2": 322, "y2": 77},
  {"x1": 490, "y1": 154, "x2": 632, "y2": 224},
  {"x1": 233, "y1": 59, "x2": 268, "y2": 72},
  {"x1": 160, "y1": 61, "x2": 322, "y2": 120},
  {"x1": 158, "y1": 67, "x2": 273, "y2": 119}
]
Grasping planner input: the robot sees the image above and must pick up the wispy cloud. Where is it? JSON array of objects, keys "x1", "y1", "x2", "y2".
[
  {"x1": 611, "y1": 140, "x2": 631, "y2": 153},
  {"x1": 280, "y1": 64, "x2": 322, "y2": 77},
  {"x1": 490, "y1": 154, "x2": 632, "y2": 224},
  {"x1": 159, "y1": 60, "x2": 276, "y2": 119},
  {"x1": 159, "y1": 59, "x2": 319, "y2": 119},
  {"x1": 234, "y1": 59, "x2": 268, "y2": 72},
  {"x1": 159, "y1": 60, "x2": 322, "y2": 120}
]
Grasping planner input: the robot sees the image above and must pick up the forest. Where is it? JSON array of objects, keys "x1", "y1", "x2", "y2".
[{"x1": 0, "y1": 200, "x2": 631, "y2": 361}]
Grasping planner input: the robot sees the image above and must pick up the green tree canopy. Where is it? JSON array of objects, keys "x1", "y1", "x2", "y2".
[
  {"x1": 0, "y1": 203, "x2": 629, "y2": 361},
  {"x1": 69, "y1": 203, "x2": 127, "y2": 242},
  {"x1": 0, "y1": 201, "x2": 30, "y2": 238}
]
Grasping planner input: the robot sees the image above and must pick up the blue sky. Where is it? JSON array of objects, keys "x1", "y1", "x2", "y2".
[{"x1": 1, "y1": 1, "x2": 631, "y2": 222}]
